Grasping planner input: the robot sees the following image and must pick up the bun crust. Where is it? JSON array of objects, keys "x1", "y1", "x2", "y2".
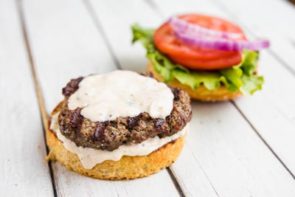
[
  {"x1": 46, "y1": 103, "x2": 185, "y2": 180},
  {"x1": 147, "y1": 62, "x2": 241, "y2": 102}
]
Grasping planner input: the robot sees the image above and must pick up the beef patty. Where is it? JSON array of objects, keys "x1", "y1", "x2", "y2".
[{"x1": 55, "y1": 76, "x2": 192, "y2": 151}]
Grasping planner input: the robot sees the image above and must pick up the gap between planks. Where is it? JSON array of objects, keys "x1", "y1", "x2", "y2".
[
  {"x1": 14, "y1": 0, "x2": 188, "y2": 195},
  {"x1": 209, "y1": 0, "x2": 295, "y2": 77},
  {"x1": 143, "y1": 0, "x2": 163, "y2": 17},
  {"x1": 16, "y1": 0, "x2": 58, "y2": 196},
  {"x1": 83, "y1": 0, "x2": 186, "y2": 195},
  {"x1": 167, "y1": 168, "x2": 186, "y2": 197},
  {"x1": 146, "y1": 0, "x2": 295, "y2": 181},
  {"x1": 143, "y1": 1, "x2": 222, "y2": 195},
  {"x1": 231, "y1": 101, "x2": 295, "y2": 179},
  {"x1": 83, "y1": 0, "x2": 122, "y2": 70},
  {"x1": 142, "y1": 1, "x2": 231, "y2": 195},
  {"x1": 210, "y1": 0, "x2": 295, "y2": 179}
]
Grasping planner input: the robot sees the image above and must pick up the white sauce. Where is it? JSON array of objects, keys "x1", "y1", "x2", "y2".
[
  {"x1": 50, "y1": 113, "x2": 187, "y2": 169},
  {"x1": 68, "y1": 70, "x2": 174, "y2": 122}
]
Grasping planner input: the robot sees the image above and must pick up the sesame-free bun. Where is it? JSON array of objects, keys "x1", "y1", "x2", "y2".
[
  {"x1": 147, "y1": 62, "x2": 241, "y2": 102},
  {"x1": 46, "y1": 103, "x2": 185, "y2": 180}
]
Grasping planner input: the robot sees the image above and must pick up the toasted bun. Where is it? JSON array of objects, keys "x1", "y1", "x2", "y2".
[
  {"x1": 147, "y1": 62, "x2": 241, "y2": 102},
  {"x1": 46, "y1": 103, "x2": 185, "y2": 180}
]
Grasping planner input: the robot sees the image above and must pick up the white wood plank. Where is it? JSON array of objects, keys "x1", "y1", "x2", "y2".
[
  {"x1": 87, "y1": 0, "x2": 221, "y2": 196},
  {"x1": 86, "y1": 0, "x2": 163, "y2": 73},
  {"x1": 152, "y1": 0, "x2": 295, "y2": 175},
  {"x1": 88, "y1": 0, "x2": 295, "y2": 196},
  {"x1": 213, "y1": 0, "x2": 295, "y2": 72},
  {"x1": 188, "y1": 103, "x2": 295, "y2": 197},
  {"x1": 0, "y1": 0, "x2": 54, "y2": 196},
  {"x1": 215, "y1": 0, "x2": 295, "y2": 38},
  {"x1": 21, "y1": 0, "x2": 179, "y2": 196},
  {"x1": 52, "y1": 163, "x2": 178, "y2": 197}
]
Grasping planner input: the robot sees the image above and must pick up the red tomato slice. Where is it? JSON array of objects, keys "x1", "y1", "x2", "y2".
[
  {"x1": 171, "y1": 53, "x2": 242, "y2": 69},
  {"x1": 153, "y1": 14, "x2": 246, "y2": 70}
]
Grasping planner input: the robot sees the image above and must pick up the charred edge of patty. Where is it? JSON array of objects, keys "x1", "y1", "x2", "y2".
[
  {"x1": 57, "y1": 87, "x2": 191, "y2": 151},
  {"x1": 62, "y1": 76, "x2": 83, "y2": 97}
]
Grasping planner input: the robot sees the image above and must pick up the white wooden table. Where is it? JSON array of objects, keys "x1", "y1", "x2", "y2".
[{"x1": 1, "y1": 0, "x2": 295, "y2": 196}]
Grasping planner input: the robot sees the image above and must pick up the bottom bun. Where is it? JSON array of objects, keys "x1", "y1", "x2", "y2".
[
  {"x1": 147, "y1": 62, "x2": 241, "y2": 102},
  {"x1": 46, "y1": 104, "x2": 185, "y2": 180}
]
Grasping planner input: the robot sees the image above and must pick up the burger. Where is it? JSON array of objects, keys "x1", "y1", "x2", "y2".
[
  {"x1": 47, "y1": 70, "x2": 192, "y2": 180},
  {"x1": 132, "y1": 14, "x2": 270, "y2": 101}
]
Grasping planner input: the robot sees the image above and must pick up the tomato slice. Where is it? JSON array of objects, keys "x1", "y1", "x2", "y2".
[{"x1": 153, "y1": 14, "x2": 246, "y2": 70}]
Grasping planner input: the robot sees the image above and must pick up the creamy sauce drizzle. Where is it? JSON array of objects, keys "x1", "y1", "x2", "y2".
[
  {"x1": 50, "y1": 113, "x2": 187, "y2": 169},
  {"x1": 68, "y1": 70, "x2": 174, "y2": 122}
]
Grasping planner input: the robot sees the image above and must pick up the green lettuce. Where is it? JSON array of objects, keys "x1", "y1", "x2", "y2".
[{"x1": 132, "y1": 24, "x2": 264, "y2": 94}]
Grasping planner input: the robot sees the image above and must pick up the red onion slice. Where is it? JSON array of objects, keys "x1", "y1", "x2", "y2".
[
  {"x1": 170, "y1": 17, "x2": 244, "y2": 40},
  {"x1": 175, "y1": 31, "x2": 270, "y2": 51},
  {"x1": 170, "y1": 17, "x2": 270, "y2": 51}
]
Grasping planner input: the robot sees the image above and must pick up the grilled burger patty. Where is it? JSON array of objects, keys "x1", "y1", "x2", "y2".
[{"x1": 56, "y1": 77, "x2": 192, "y2": 151}]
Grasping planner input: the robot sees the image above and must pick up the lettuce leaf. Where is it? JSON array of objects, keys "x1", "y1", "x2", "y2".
[{"x1": 131, "y1": 24, "x2": 264, "y2": 94}]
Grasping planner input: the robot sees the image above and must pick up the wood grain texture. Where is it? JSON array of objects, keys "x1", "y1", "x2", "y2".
[
  {"x1": 86, "y1": 0, "x2": 220, "y2": 196},
  {"x1": 2, "y1": 0, "x2": 295, "y2": 196},
  {"x1": 154, "y1": 0, "x2": 295, "y2": 176},
  {"x1": 151, "y1": 0, "x2": 295, "y2": 176},
  {"x1": 188, "y1": 103, "x2": 295, "y2": 197},
  {"x1": 214, "y1": 0, "x2": 295, "y2": 74},
  {"x1": 20, "y1": 0, "x2": 180, "y2": 196},
  {"x1": 0, "y1": 0, "x2": 54, "y2": 196},
  {"x1": 87, "y1": 0, "x2": 295, "y2": 196}
]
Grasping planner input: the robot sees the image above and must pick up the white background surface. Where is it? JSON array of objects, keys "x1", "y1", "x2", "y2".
[{"x1": 1, "y1": 0, "x2": 295, "y2": 196}]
